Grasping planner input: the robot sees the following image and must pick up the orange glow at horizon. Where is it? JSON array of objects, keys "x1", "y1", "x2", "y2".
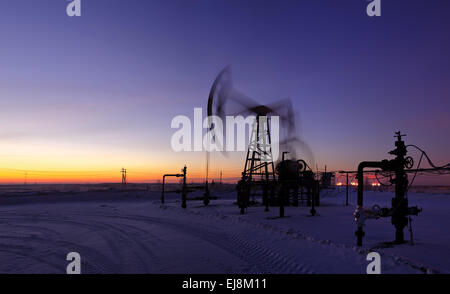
[
  {"x1": 0, "y1": 168, "x2": 242, "y2": 184},
  {"x1": 0, "y1": 140, "x2": 242, "y2": 184}
]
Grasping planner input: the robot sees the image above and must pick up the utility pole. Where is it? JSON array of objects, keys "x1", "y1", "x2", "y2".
[
  {"x1": 121, "y1": 168, "x2": 127, "y2": 186},
  {"x1": 219, "y1": 171, "x2": 223, "y2": 185}
]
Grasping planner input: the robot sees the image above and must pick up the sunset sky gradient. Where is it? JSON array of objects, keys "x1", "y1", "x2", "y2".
[{"x1": 0, "y1": 0, "x2": 449, "y2": 184}]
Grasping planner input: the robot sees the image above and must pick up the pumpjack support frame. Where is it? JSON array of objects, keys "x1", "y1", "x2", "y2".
[{"x1": 238, "y1": 115, "x2": 276, "y2": 214}]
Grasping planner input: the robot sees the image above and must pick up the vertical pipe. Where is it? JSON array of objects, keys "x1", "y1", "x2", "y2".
[
  {"x1": 311, "y1": 182, "x2": 317, "y2": 216},
  {"x1": 279, "y1": 186, "x2": 285, "y2": 218},
  {"x1": 355, "y1": 161, "x2": 389, "y2": 246},
  {"x1": 356, "y1": 165, "x2": 365, "y2": 246},
  {"x1": 346, "y1": 172, "x2": 349, "y2": 206},
  {"x1": 161, "y1": 176, "x2": 165, "y2": 204},
  {"x1": 181, "y1": 166, "x2": 187, "y2": 208}
]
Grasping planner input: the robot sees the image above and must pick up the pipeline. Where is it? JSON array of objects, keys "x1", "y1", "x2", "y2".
[
  {"x1": 357, "y1": 160, "x2": 391, "y2": 207},
  {"x1": 354, "y1": 132, "x2": 422, "y2": 247},
  {"x1": 161, "y1": 166, "x2": 187, "y2": 208},
  {"x1": 355, "y1": 160, "x2": 391, "y2": 246}
]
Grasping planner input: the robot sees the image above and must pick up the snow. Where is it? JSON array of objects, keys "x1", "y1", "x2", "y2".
[{"x1": 0, "y1": 187, "x2": 449, "y2": 274}]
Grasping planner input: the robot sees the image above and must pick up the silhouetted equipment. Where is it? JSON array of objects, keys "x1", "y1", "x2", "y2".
[
  {"x1": 207, "y1": 67, "x2": 316, "y2": 216},
  {"x1": 320, "y1": 172, "x2": 334, "y2": 189},
  {"x1": 337, "y1": 171, "x2": 352, "y2": 206},
  {"x1": 346, "y1": 172, "x2": 349, "y2": 206},
  {"x1": 180, "y1": 166, "x2": 187, "y2": 208},
  {"x1": 204, "y1": 67, "x2": 233, "y2": 206},
  {"x1": 354, "y1": 132, "x2": 422, "y2": 246},
  {"x1": 203, "y1": 173, "x2": 210, "y2": 207},
  {"x1": 161, "y1": 165, "x2": 187, "y2": 208},
  {"x1": 276, "y1": 154, "x2": 319, "y2": 217},
  {"x1": 408, "y1": 216, "x2": 414, "y2": 245},
  {"x1": 238, "y1": 114, "x2": 276, "y2": 214},
  {"x1": 121, "y1": 168, "x2": 127, "y2": 186},
  {"x1": 161, "y1": 166, "x2": 217, "y2": 208}
]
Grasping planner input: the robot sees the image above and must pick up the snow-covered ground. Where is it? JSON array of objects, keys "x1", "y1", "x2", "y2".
[{"x1": 0, "y1": 187, "x2": 449, "y2": 274}]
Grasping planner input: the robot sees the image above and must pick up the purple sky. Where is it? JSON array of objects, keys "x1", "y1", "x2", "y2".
[{"x1": 0, "y1": 0, "x2": 449, "y2": 184}]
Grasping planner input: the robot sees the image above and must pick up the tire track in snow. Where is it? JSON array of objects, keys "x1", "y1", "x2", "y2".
[
  {"x1": 157, "y1": 202, "x2": 429, "y2": 273},
  {"x1": 0, "y1": 213, "x2": 124, "y2": 273},
  {"x1": 105, "y1": 214, "x2": 316, "y2": 273},
  {"x1": 0, "y1": 211, "x2": 171, "y2": 273},
  {"x1": 0, "y1": 200, "x2": 432, "y2": 274}
]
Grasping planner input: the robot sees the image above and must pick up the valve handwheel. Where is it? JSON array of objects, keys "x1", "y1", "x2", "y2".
[{"x1": 404, "y1": 156, "x2": 414, "y2": 169}]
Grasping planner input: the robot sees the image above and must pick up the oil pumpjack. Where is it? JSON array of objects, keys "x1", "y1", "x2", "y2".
[{"x1": 206, "y1": 67, "x2": 316, "y2": 215}]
